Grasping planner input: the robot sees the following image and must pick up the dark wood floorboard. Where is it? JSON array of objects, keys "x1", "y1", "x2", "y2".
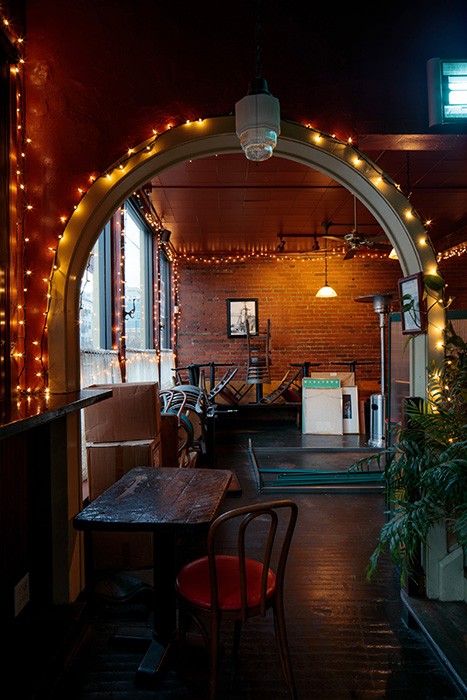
[{"x1": 40, "y1": 421, "x2": 465, "y2": 700}]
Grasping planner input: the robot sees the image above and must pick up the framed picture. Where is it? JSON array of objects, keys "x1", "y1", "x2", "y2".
[
  {"x1": 227, "y1": 298, "x2": 258, "y2": 337},
  {"x1": 342, "y1": 386, "x2": 359, "y2": 434},
  {"x1": 398, "y1": 272, "x2": 427, "y2": 335}
]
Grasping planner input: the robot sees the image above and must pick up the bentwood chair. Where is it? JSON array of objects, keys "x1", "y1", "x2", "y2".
[
  {"x1": 246, "y1": 318, "x2": 272, "y2": 385},
  {"x1": 175, "y1": 499, "x2": 298, "y2": 699}
]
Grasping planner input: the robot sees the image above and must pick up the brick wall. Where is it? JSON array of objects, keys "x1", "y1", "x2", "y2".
[
  {"x1": 176, "y1": 255, "x2": 401, "y2": 385},
  {"x1": 175, "y1": 253, "x2": 467, "y2": 387},
  {"x1": 438, "y1": 254, "x2": 467, "y2": 310}
]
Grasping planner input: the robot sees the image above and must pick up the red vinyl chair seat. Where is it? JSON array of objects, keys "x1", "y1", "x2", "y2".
[{"x1": 176, "y1": 554, "x2": 276, "y2": 611}]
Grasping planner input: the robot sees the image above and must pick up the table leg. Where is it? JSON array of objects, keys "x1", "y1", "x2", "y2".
[
  {"x1": 152, "y1": 530, "x2": 177, "y2": 642},
  {"x1": 133, "y1": 530, "x2": 177, "y2": 686}
]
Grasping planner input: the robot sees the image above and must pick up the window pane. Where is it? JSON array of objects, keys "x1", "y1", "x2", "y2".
[
  {"x1": 159, "y1": 251, "x2": 172, "y2": 349},
  {"x1": 79, "y1": 242, "x2": 102, "y2": 349},
  {"x1": 123, "y1": 206, "x2": 151, "y2": 349},
  {"x1": 79, "y1": 225, "x2": 111, "y2": 349}
]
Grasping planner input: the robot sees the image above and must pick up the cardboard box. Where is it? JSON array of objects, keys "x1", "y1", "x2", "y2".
[
  {"x1": 160, "y1": 412, "x2": 180, "y2": 467},
  {"x1": 302, "y1": 387, "x2": 343, "y2": 435},
  {"x1": 309, "y1": 371, "x2": 356, "y2": 386},
  {"x1": 86, "y1": 439, "x2": 159, "y2": 501},
  {"x1": 85, "y1": 434, "x2": 159, "y2": 571},
  {"x1": 84, "y1": 382, "x2": 161, "y2": 443}
]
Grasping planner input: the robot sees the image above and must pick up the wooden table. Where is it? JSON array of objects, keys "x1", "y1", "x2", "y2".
[{"x1": 73, "y1": 466, "x2": 232, "y2": 686}]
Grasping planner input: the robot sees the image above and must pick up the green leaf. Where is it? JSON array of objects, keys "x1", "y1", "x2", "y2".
[{"x1": 424, "y1": 273, "x2": 445, "y2": 291}]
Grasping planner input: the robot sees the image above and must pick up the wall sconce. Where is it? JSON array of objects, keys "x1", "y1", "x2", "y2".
[
  {"x1": 388, "y1": 247, "x2": 399, "y2": 260},
  {"x1": 123, "y1": 298, "x2": 136, "y2": 319}
]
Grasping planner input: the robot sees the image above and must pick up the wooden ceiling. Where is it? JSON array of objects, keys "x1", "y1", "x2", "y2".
[{"x1": 146, "y1": 134, "x2": 467, "y2": 258}]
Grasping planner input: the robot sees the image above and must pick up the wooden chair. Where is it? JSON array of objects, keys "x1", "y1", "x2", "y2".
[
  {"x1": 175, "y1": 499, "x2": 298, "y2": 699},
  {"x1": 260, "y1": 366, "x2": 303, "y2": 404},
  {"x1": 246, "y1": 318, "x2": 271, "y2": 385},
  {"x1": 207, "y1": 366, "x2": 238, "y2": 402}
]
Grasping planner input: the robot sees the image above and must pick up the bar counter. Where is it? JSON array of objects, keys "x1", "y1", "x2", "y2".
[
  {"x1": 1, "y1": 387, "x2": 113, "y2": 623},
  {"x1": 0, "y1": 388, "x2": 112, "y2": 439}
]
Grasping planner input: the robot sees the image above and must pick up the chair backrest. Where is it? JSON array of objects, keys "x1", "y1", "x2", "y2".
[
  {"x1": 207, "y1": 367, "x2": 238, "y2": 401},
  {"x1": 207, "y1": 500, "x2": 298, "y2": 619},
  {"x1": 246, "y1": 319, "x2": 271, "y2": 384}
]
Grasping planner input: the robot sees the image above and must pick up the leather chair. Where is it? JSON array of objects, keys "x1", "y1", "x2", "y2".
[{"x1": 175, "y1": 499, "x2": 298, "y2": 699}]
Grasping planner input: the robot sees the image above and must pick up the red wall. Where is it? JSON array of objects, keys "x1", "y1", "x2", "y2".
[
  {"x1": 7, "y1": 1, "x2": 466, "y2": 390},
  {"x1": 176, "y1": 255, "x2": 405, "y2": 385}
]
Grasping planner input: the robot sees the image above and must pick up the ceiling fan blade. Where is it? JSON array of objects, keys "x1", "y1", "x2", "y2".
[
  {"x1": 322, "y1": 234, "x2": 345, "y2": 243},
  {"x1": 343, "y1": 247, "x2": 358, "y2": 260}
]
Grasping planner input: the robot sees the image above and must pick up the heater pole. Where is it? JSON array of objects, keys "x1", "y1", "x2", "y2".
[{"x1": 354, "y1": 292, "x2": 393, "y2": 448}]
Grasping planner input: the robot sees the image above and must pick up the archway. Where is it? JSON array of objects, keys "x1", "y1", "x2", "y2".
[
  {"x1": 49, "y1": 116, "x2": 445, "y2": 396},
  {"x1": 55, "y1": 115, "x2": 453, "y2": 602}
]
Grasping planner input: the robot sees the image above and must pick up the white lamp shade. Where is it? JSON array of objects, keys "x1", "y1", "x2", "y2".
[
  {"x1": 315, "y1": 285, "x2": 338, "y2": 298},
  {"x1": 235, "y1": 92, "x2": 280, "y2": 161}
]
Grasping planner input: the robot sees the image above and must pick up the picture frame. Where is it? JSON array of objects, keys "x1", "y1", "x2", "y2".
[
  {"x1": 398, "y1": 272, "x2": 427, "y2": 335},
  {"x1": 342, "y1": 386, "x2": 359, "y2": 434},
  {"x1": 227, "y1": 298, "x2": 258, "y2": 337}
]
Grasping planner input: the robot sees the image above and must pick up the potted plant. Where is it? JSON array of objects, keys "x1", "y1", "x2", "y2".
[{"x1": 351, "y1": 321, "x2": 467, "y2": 587}]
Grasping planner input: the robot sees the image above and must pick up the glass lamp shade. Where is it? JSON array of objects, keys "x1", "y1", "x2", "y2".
[
  {"x1": 388, "y1": 247, "x2": 399, "y2": 260},
  {"x1": 235, "y1": 92, "x2": 280, "y2": 162},
  {"x1": 315, "y1": 284, "x2": 337, "y2": 298}
]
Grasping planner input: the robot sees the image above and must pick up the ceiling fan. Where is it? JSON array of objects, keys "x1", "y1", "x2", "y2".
[{"x1": 322, "y1": 198, "x2": 392, "y2": 260}]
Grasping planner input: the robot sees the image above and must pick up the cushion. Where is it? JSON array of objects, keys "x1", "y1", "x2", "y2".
[{"x1": 176, "y1": 554, "x2": 276, "y2": 611}]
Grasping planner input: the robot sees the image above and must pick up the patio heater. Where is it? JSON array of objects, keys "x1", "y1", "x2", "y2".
[{"x1": 354, "y1": 292, "x2": 393, "y2": 447}]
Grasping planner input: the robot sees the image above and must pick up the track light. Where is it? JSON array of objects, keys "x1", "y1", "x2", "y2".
[
  {"x1": 276, "y1": 236, "x2": 286, "y2": 252},
  {"x1": 159, "y1": 229, "x2": 171, "y2": 243}
]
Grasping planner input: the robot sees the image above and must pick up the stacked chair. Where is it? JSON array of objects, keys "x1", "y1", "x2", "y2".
[
  {"x1": 246, "y1": 318, "x2": 271, "y2": 385},
  {"x1": 160, "y1": 384, "x2": 210, "y2": 467}
]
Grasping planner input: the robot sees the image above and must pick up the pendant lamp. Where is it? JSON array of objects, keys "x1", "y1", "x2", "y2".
[
  {"x1": 235, "y1": 3, "x2": 280, "y2": 162},
  {"x1": 316, "y1": 241, "x2": 337, "y2": 298},
  {"x1": 235, "y1": 76, "x2": 280, "y2": 162}
]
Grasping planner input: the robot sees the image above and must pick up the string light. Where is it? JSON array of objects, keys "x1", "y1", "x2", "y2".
[
  {"x1": 177, "y1": 250, "x2": 390, "y2": 264},
  {"x1": 437, "y1": 241, "x2": 467, "y2": 261},
  {"x1": 1, "y1": 5, "x2": 458, "y2": 394}
]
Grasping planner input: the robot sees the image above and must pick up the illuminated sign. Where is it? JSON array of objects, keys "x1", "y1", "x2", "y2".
[{"x1": 427, "y1": 58, "x2": 467, "y2": 126}]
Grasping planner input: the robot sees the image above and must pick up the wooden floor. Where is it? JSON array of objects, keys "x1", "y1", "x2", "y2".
[{"x1": 21, "y1": 419, "x2": 467, "y2": 699}]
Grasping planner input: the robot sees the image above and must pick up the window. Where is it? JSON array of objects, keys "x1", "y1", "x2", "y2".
[
  {"x1": 159, "y1": 249, "x2": 172, "y2": 350},
  {"x1": 79, "y1": 195, "x2": 170, "y2": 388},
  {"x1": 79, "y1": 224, "x2": 111, "y2": 350},
  {"x1": 123, "y1": 202, "x2": 153, "y2": 349}
]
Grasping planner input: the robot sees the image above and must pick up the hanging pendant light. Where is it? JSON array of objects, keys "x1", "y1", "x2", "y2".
[
  {"x1": 235, "y1": 2, "x2": 280, "y2": 162},
  {"x1": 316, "y1": 240, "x2": 337, "y2": 298}
]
